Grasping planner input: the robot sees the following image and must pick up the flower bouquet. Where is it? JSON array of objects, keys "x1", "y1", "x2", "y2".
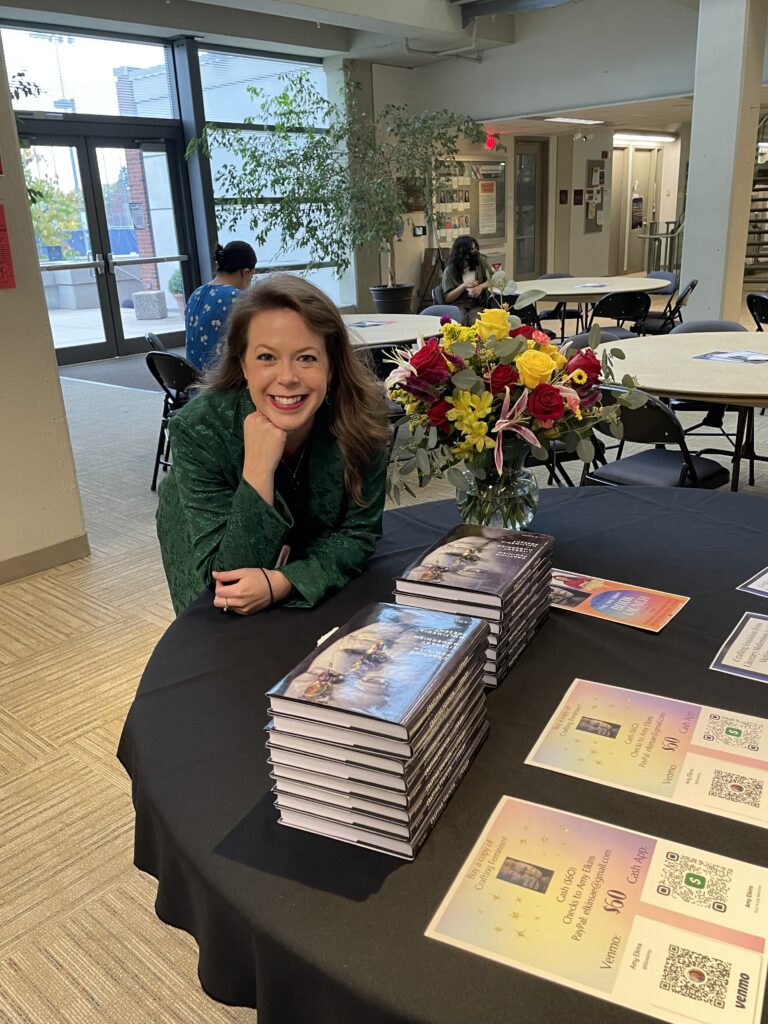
[{"x1": 385, "y1": 303, "x2": 646, "y2": 529}]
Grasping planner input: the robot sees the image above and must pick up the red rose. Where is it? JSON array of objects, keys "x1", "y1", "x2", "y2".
[
  {"x1": 566, "y1": 348, "x2": 601, "y2": 384},
  {"x1": 409, "y1": 339, "x2": 450, "y2": 384},
  {"x1": 510, "y1": 324, "x2": 550, "y2": 343},
  {"x1": 528, "y1": 383, "x2": 565, "y2": 421},
  {"x1": 487, "y1": 363, "x2": 519, "y2": 394},
  {"x1": 427, "y1": 398, "x2": 452, "y2": 434}
]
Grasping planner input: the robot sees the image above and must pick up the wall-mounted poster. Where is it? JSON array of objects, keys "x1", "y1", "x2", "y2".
[
  {"x1": 478, "y1": 180, "x2": 497, "y2": 234},
  {"x1": 585, "y1": 158, "x2": 606, "y2": 234}
]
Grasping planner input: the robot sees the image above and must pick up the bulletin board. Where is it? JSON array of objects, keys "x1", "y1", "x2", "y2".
[
  {"x1": 435, "y1": 160, "x2": 506, "y2": 247},
  {"x1": 584, "y1": 158, "x2": 606, "y2": 234}
]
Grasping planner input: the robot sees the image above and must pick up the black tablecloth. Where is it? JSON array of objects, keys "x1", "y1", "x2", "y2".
[{"x1": 118, "y1": 487, "x2": 768, "y2": 1024}]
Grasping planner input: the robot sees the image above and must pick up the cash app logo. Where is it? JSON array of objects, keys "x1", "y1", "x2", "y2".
[
  {"x1": 684, "y1": 872, "x2": 706, "y2": 889},
  {"x1": 725, "y1": 727, "x2": 742, "y2": 737}
]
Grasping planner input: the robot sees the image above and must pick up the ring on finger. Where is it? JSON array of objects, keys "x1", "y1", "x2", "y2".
[{"x1": 223, "y1": 598, "x2": 229, "y2": 613}]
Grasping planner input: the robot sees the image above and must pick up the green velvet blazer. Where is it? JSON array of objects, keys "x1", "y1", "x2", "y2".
[{"x1": 156, "y1": 387, "x2": 386, "y2": 615}]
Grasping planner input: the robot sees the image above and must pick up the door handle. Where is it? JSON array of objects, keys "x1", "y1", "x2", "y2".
[{"x1": 93, "y1": 253, "x2": 106, "y2": 275}]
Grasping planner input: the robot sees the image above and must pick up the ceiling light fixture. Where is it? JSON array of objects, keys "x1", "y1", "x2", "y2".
[
  {"x1": 545, "y1": 117, "x2": 605, "y2": 125},
  {"x1": 613, "y1": 132, "x2": 676, "y2": 144}
]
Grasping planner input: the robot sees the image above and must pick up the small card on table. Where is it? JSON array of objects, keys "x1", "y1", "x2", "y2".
[
  {"x1": 525, "y1": 678, "x2": 768, "y2": 829},
  {"x1": 710, "y1": 613, "x2": 768, "y2": 684},
  {"x1": 738, "y1": 568, "x2": 768, "y2": 600},
  {"x1": 550, "y1": 569, "x2": 688, "y2": 632},
  {"x1": 427, "y1": 795, "x2": 768, "y2": 1024}
]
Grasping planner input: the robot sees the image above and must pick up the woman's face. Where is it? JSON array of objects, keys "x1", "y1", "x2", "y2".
[{"x1": 241, "y1": 308, "x2": 331, "y2": 438}]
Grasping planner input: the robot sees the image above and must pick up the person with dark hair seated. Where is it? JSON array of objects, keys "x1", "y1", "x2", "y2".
[
  {"x1": 441, "y1": 235, "x2": 492, "y2": 324},
  {"x1": 185, "y1": 240, "x2": 257, "y2": 373},
  {"x1": 157, "y1": 273, "x2": 390, "y2": 616}
]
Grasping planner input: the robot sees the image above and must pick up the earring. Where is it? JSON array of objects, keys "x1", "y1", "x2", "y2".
[{"x1": 325, "y1": 389, "x2": 332, "y2": 406}]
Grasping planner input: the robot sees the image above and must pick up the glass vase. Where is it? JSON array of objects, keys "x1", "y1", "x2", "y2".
[{"x1": 455, "y1": 447, "x2": 539, "y2": 531}]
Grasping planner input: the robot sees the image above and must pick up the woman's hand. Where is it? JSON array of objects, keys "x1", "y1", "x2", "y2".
[
  {"x1": 468, "y1": 281, "x2": 489, "y2": 298},
  {"x1": 212, "y1": 567, "x2": 292, "y2": 615},
  {"x1": 242, "y1": 410, "x2": 287, "y2": 504}
]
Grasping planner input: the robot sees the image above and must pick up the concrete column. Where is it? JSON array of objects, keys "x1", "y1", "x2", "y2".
[
  {"x1": 0, "y1": 37, "x2": 89, "y2": 582},
  {"x1": 680, "y1": 0, "x2": 768, "y2": 320}
]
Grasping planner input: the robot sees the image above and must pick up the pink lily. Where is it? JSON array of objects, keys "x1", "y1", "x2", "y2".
[
  {"x1": 557, "y1": 384, "x2": 582, "y2": 416},
  {"x1": 491, "y1": 386, "x2": 540, "y2": 473}
]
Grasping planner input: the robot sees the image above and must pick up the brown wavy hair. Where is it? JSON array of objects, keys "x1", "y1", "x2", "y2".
[{"x1": 205, "y1": 273, "x2": 390, "y2": 505}]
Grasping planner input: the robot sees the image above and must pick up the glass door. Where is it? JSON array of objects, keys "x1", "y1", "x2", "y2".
[
  {"x1": 514, "y1": 140, "x2": 548, "y2": 281},
  {"x1": 91, "y1": 142, "x2": 190, "y2": 355},
  {"x1": 21, "y1": 134, "x2": 192, "y2": 365}
]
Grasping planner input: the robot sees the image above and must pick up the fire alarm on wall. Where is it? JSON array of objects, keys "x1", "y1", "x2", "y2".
[{"x1": 412, "y1": 225, "x2": 427, "y2": 237}]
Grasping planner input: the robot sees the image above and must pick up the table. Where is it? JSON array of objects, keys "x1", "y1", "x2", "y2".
[
  {"x1": 118, "y1": 488, "x2": 768, "y2": 1024},
  {"x1": 603, "y1": 332, "x2": 768, "y2": 490},
  {"x1": 344, "y1": 314, "x2": 443, "y2": 350},
  {"x1": 522, "y1": 275, "x2": 667, "y2": 304}
]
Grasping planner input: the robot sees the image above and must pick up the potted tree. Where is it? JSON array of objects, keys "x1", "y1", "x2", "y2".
[
  {"x1": 189, "y1": 73, "x2": 486, "y2": 313},
  {"x1": 167, "y1": 268, "x2": 186, "y2": 315}
]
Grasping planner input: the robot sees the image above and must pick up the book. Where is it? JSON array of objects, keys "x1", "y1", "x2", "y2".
[
  {"x1": 396, "y1": 525, "x2": 554, "y2": 607},
  {"x1": 267, "y1": 602, "x2": 488, "y2": 740},
  {"x1": 277, "y1": 720, "x2": 490, "y2": 859}
]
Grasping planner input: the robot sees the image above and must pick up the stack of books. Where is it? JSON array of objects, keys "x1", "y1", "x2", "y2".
[
  {"x1": 394, "y1": 524, "x2": 554, "y2": 687},
  {"x1": 266, "y1": 602, "x2": 489, "y2": 859}
]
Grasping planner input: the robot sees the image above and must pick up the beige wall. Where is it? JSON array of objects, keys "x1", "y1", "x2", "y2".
[{"x1": 0, "y1": 37, "x2": 89, "y2": 582}]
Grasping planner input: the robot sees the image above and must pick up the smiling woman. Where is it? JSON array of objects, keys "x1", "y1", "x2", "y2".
[{"x1": 156, "y1": 274, "x2": 391, "y2": 615}]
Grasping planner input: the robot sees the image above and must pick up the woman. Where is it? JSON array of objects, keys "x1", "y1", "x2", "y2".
[
  {"x1": 157, "y1": 274, "x2": 390, "y2": 616},
  {"x1": 441, "y1": 235, "x2": 492, "y2": 324},
  {"x1": 185, "y1": 240, "x2": 257, "y2": 373}
]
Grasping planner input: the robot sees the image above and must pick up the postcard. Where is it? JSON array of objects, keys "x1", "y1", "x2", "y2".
[
  {"x1": 710, "y1": 613, "x2": 768, "y2": 684},
  {"x1": 738, "y1": 568, "x2": 768, "y2": 599},
  {"x1": 550, "y1": 569, "x2": 689, "y2": 632},
  {"x1": 347, "y1": 319, "x2": 395, "y2": 328},
  {"x1": 526, "y1": 679, "x2": 768, "y2": 829},
  {"x1": 694, "y1": 351, "x2": 768, "y2": 364},
  {"x1": 427, "y1": 796, "x2": 768, "y2": 1024}
]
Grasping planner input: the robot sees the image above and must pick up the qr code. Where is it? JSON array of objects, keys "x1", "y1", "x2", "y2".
[
  {"x1": 656, "y1": 851, "x2": 732, "y2": 911},
  {"x1": 709, "y1": 769, "x2": 763, "y2": 808},
  {"x1": 660, "y1": 945, "x2": 731, "y2": 1007},
  {"x1": 702, "y1": 713, "x2": 762, "y2": 752}
]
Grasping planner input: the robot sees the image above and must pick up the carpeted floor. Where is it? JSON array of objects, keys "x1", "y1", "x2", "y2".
[{"x1": 59, "y1": 348, "x2": 186, "y2": 394}]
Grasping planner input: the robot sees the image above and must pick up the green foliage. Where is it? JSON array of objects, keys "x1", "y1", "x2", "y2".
[
  {"x1": 10, "y1": 72, "x2": 44, "y2": 206},
  {"x1": 189, "y1": 71, "x2": 487, "y2": 287},
  {"x1": 167, "y1": 268, "x2": 183, "y2": 294},
  {"x1": 21, "y1": 153, "x2": 81, "y2": 253}
]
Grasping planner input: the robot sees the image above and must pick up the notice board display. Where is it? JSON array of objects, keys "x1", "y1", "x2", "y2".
[
  {"x1": 435, "y1": 160, "x2": 506, "y2": 247},
  {"x1": 584, "y1": 158, "x2": 606, "y2": 234}
]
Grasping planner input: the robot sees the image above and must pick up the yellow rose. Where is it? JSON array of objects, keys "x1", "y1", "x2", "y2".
[
  {"x1": 474, "y1": 308, "x2": 510, "y2": 342},
  {"x1": 515, "y1": 348, "x2": 556, "y2": 388}
]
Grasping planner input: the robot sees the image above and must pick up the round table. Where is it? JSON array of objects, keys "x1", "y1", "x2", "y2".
[
  {"x1": 602, "y1": 332, "x2": 768, "y2": 490},
  {"x1": 118, "y1": 488, "x2": 768, "y2": 1024},
  {"x1": 507, "y1": 275, "x2": 668, "y2": 303},
  {"x1": 344, "y1": 314, "x2": 443, "y2": 350}
]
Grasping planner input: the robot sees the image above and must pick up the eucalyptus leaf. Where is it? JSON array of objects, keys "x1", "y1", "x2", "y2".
[
  {"x1": 415, "y1": 448, "x2": 430, "y2": 475},
  {"x1": 427, "y1": 426, "x2": 438, "y2": 449},
  {"x1": 588, "y1": 323, "x2": 602, "y2": 350},
  {"x1": 412, "y1": 424, "x2": 425, "y2": 444},
  {"x1": 513, "y1": 289, "x2": 546, "y2": 309},
  {"x1": 564, "y1": 431, "x2": 581, "y2": 454},
  {"x1": 492, "y1": 338, "x2": 517, "y2": 358},
  {"x1": 450, "y1": 341, "x2": 476, "y2": 358},
  {"x1": 530, "y1": 445, "x2": 550, "y2": 462},
  {"x1": 621, "y1": 373, "x2": 636, "y2": 389},
  {"x1": 392, "y1": 484, "x2": 401, "y2": 504},
  {"x1": 576, "y1": 437, "x2": 595, "y2": 463},
  {"x1": 402, "y1": 481, "x2": 416, "y2": 497},
  {"x1": 609, "y1": 420, "x2": 624, "y2": 439},
  {"x1": 507, "y1": 314, "x2": 522, "y2": 329},
  {"x1": 451, "y1": 368, "x2": 482, "y2": 390},
  {"x1": 610, "y1": 348, "x2": 626, "y2": 360},
  {"x1": 400, "y1": 458, "x2": 417, "y2": 475},
  {"x1": 618, "y1": 390, "x2": 648, "y2": 409},
  {"x1": 447, "y1": 466, "x2": 469, "y2": 491}
]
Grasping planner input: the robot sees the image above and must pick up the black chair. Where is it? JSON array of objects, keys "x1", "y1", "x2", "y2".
[
  {"x1": 146, "y1": 352, "x2": 202, "y2": 491},
  {"x1": 632, "y1": 278, "x2": 697, "y2": 335},
  {"x1": 505, "y1": 293, "x2": 544, "y2": 328},
  {"x1": 420, "y1": 303, "x2": 462, "y2": 320},
  {"x1": 535, "y1": 273, "x2": 584, "y2": 340},
  {"x1": 587, "y1": 291, "x2": 651, "y2": 331},
  {"x1": 582, "y1": 386, "x2": 730, "y2": 489},
  {"x1": 747, "y1": 292, "x2": 768, "y2": 331},
  {"x1": 145, "y1": 331, "x2": 167, "y2": 352},
  {"x1": 564, "y1": 329, "x2": 638, "y2": 351},
  {"x1": 431, "y1": 284, "x2": 446, "y2": 305}
]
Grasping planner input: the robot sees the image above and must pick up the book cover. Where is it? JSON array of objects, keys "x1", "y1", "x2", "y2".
[
  {"x1": 397, "y1": 525, "x2": 554, "y2": 606},
  {"x1": 267, "y1": 602, "x2": 487, "y2": 738}
]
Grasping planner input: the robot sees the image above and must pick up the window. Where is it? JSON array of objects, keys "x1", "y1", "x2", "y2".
[
  {"x1": 2, "y1": 27, "x2": 174, "y2": 118},
  {"x1": 199, "y1": 49, "x2": 325, "y2": 124}
]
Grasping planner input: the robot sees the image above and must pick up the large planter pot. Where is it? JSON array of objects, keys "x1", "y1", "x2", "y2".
[{"x1": 369, "y1": 284, "x2": 414, "y2": 314}]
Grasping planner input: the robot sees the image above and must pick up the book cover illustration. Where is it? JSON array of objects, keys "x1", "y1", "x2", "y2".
[
  {"x1": 268, "y1": 602, "x2": 485, "y2": 726},
  {"x1": 550, "y1": 569, "x2": 688, "y2": 632},
  {"x1": 427, "y1": 796, "x2": 768, "y2": 1024},
  {"x1": 399, "y1": 525, "x2": 553, "y2": 597}
]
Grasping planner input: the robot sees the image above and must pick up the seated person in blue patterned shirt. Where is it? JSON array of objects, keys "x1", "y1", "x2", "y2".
[{"x1": 185, "y1": 240, "x2": 256, "y2": 373}]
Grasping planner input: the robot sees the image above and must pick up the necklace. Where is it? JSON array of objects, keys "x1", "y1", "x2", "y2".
[{"x1": 279, "y1": 443, "x2": 308, "y2": 484}]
